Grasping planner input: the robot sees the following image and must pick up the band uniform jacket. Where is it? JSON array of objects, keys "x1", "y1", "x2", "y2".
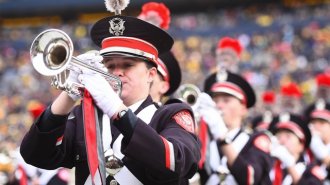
[
  {"x1": 208, "y1": 130, "x2": 273, "y2": 185},
  {"x1": 20, "y1": 96, "x2": 201, "y2": 185},
  {"x1": 271, "y1": 158, "x2": 325, "y2": 185}
]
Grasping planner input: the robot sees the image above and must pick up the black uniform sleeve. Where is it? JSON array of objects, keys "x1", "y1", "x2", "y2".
[
  {"x1": 228, "y1": 133, "x2": 273, "y2": 184},
  {"x1": 297, "y1": 164, "x2": 325, "y2": 185},
  {"x1": 37, "y1": 105, "x2": 69, "y2": 131},
  {"x1": 20, "y1": 105, "x2": 78, "y2": 170},
  {"x1": 113, "y1": 103, "x2": 201, "y2": 184}
]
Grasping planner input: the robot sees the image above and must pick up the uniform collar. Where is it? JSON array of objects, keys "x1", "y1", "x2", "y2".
[
  {"x1": 130, "y1": 95, "x2": 154, "y2": 115},
  {"x1": 129, "y1": 99, "x2": 145, "y2": 113}
]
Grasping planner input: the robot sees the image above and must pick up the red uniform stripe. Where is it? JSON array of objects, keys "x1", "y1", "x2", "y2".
[
  {"x1": 56, "y1": 135, "x2": 64, "y2": 146},
  {"x1": 247, "y1": 165, "x2": 254, "y2": 185},
  {"x1": 161, "y1": 136, "x2": 171, "y2": 169}
]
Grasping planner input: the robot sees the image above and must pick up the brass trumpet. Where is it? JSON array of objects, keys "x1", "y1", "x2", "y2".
[
  {"x1": 174, "y1": 84, "x2": 201, "y2": 106},
  {"x1": 30, "y1": 29, "x2": 122, "y2": 96}
]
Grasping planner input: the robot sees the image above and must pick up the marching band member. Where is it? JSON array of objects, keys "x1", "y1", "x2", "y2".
[
  {"x1": 215, "y1": 37, "x2": 243, "y2": 73},
  {"x1": 269, "y1": 113, "x2": 325, "y2": 185},
  {"x1": 198, "y1": 70, "x2": 273, "y2": 184},
  {"x1": 20, "y1": 1, "x2": 200, "y2": 184},
  {"x1": 249, "y1": 90, "x2": 276, "y2": 132},
  {"x1": 305, "y1": 99, "x2": 330, "y2": 183},
  {"x1": 314, "y1": 72, "x2": 330, "y2": 102},
  {"x1": 137, "y1": 2, "x2": 182, "y2": 105},
  {"x1": 203, "y1": 37, "x2": 243, "y2": 94},
  {"x1": 279, "y1": 82, "x2": 303, "y2": 114}
]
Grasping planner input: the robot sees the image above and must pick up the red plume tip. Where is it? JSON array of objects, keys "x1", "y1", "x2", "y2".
[
  {"x1": 27, "y1": 101, "x2": 46, "y2": 120},
  {"x1": 138, "y1": 2, "x2": 170, "y2": 30},
  {"x1": 217, "y1": 37, "x2": 243, "y2": 56},
  {"x1": 262, "y1": 91, "x2": 276, "y2": 104},
  {"x1": 280, "y1": 83, "x2": 302, "y2": 98},
  {"x1": 316, "y1": 73, "x2": 330, "y2": 87}
]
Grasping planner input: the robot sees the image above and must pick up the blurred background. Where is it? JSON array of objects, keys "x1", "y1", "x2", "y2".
[{"x1": 0, "y1": 0, "x2": 330, "y2": 184}]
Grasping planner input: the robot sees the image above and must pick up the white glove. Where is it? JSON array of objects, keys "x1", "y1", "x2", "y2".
[
  {"x1": 270, "y1": 140, "x2": 295, "y2": 168},
  {"x1": 310, "y1": 134, "x2": 328, "y2": 161},
  {"x1": 66, "y1": 51, "x2": 105, "y2": 101},
  {"x1": 76, "y1": 50, "x2": 105, "y2": 71},
  {"x1": 78, "y1": 73, "x2": 123, "y2": 118},
  {"x1": 66, "y1": 69, "x2": 81, "y2": 101},
  {"x1": 196, "y1": 92, "x2": 228, "y2": 140}
]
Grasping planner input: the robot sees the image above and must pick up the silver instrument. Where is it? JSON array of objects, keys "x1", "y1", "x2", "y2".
[
  {"x1": 174, "y1": 84, "x2": 201, "y2": 106},
  {"x1": 104, "y1": 149, "x2": 123, "y2": 179},
  {"x1": 30, "y1": 29, "x2": 122, "y2": 96}
]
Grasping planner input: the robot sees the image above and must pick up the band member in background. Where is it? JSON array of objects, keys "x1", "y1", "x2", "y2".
[
  {"x1": 279, "y1": 82, "x2": 303, "y2": 114},
  {"x1": 314, "y1": 72, "x2": 330, "y2": 102},
  {"x1": 20, "y1": 1, "x2": 200, "y2": 184},
  {"x1": 137, "y1": 2, "x2": 182, "y2": 105},
  {"x1": 304, "y1": 99, "x2": 330, "y2": 183},
  {"x1": 203, "y1": 37, "x2": 243, "y2": 97},
  {"x1": 197, "y1": 70, "x2": 273, "y2": 184},
  {"x1": 269, "y1": 113, "x2": 325, "y2": 185},
  {"x1": 215, "y1": 37, "x2": 243, "y2": 73},
  {"x1": 249, "y1": 90, "x2": 276, "y2": 132}
]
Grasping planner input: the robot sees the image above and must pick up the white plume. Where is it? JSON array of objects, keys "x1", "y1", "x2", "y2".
[{"x1": 104, "y1": 0, "x2": 130, "y2": 15}]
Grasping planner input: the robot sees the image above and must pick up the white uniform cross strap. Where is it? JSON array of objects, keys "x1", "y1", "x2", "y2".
[
  {"x1": 112, "y1": 104, "x2": 158, "y2": 159},
  {"x1": 84, "y1": 103, "x2": 158, "y2": 185},
  {"x1": 113, "y1": 104, "x2": 157, "y2": 185},
  {"x1": 282, "y1": 162, "x2": 306, "y2": 185},
  {"x1": 207, "y1": 129, "x2": 250, "y2": 185}
]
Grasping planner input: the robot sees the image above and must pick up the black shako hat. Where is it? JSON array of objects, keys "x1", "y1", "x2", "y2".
[
  {"x1": 157, "y1": 51, "x2": 181, "y2": 96},
  {"x1": 250, "y1": 111, "x2": 274, "y2": 130},
  {"x1": 90, "y1": 15, "x2": 174, "y2": 66},
  {"x1": 203, "y1": 70, "x2": 256, "y2": 108},
  {"x1": 269, "y1": 113, "x2": 311, "y2": 148},
  {"x1": 304, "y1": 99, "x2": 330, "y2": 123}
]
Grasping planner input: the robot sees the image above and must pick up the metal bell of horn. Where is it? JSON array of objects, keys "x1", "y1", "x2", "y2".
[{"x1": 104, "y1": 149, "x2": 124, "y2": 176}]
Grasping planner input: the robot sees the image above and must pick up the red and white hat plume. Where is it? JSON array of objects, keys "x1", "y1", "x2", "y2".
[
  {"x1": 280, "y1": 82, "x2": 302, "y2": 98},
  {"x1": 217, "y1": 37, "x2": 243, "y2": 57},
  {"x1": 138, "y1": 2, "x2": 170, "y2": 30}
]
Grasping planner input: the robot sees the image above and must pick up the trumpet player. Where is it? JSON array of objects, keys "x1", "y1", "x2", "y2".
[
  {"x1": 20, "y1": 1, "x2": 200, "y2": 184},
  {"x1": 304, "y1": 99, "x2": 330, "y2": 183},
  {"x1": 197, "y1": 70, "x2": 273, "y2": 184},
  {"x1": 203, "y1": 37, "x2": 243, "y2": 101},
  {"x1": 268, "y1": 113, "x2": 325, "y2": 184}
]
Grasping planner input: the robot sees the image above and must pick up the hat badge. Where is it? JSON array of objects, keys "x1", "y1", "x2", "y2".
[
  {"x1": 262, "y1": 110, "x2": 273, "y2": 123},
  {"x1": 315, "y1": 98, "x2": 326, "y2": 110},
  {"x1": 109, "y1": 17, "x2": 125, "y2": 36},
  {"x1": 216, "y1": 69, "x2": 228, "y2": 82},
  {"x1": 279, "y1": 112, "x2": 290, "y2": 122}
]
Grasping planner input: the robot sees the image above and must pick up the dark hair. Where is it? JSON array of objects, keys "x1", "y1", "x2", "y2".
[{"x1": 144, "y1": 59, "x2": 157, "y2": 69}]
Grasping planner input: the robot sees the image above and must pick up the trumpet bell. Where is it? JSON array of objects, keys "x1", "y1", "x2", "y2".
[
  {"x1": 174, "y1": 84, "x2": 201, "y2": 106},
  {"x1": 30, "y1": 29, "x2": 73, "y2": 76},
  {"x1": 30, "y1": 29, "x2": 122, "y2": 96}
]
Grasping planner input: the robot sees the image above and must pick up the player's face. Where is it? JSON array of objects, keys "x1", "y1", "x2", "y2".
[
  {"x1": 103, "y1": 56, "x2": 157, "y2": 106},
  {"x1": 213, "y1": 93, "x2": 247, "y2": 129}
]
